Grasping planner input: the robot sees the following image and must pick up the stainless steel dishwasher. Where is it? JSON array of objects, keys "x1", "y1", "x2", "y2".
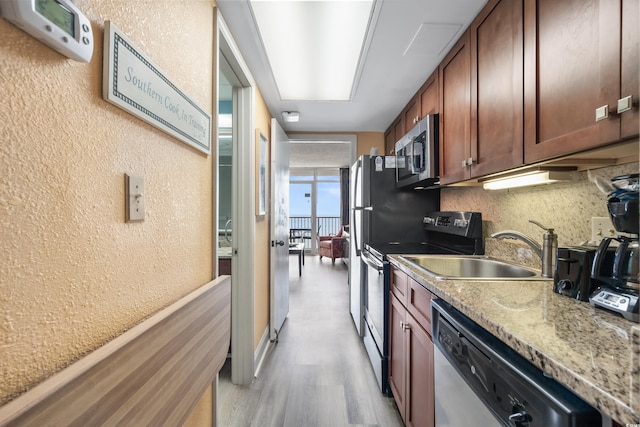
[{"x1": 431, "y1": 299, "x2": 602, "y2": 427}]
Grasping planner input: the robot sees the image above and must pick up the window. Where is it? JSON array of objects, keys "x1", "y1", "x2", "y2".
[{"x1": 289, "y1": 168, "x2": 342, "y2": 253}]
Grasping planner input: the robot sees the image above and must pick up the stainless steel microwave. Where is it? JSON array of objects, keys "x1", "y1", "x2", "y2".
[{"x1": 395, "y1": 114, "x2": 439, "y2": 189}]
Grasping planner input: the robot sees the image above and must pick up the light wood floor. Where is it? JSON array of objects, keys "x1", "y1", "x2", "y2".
[{"x1": 218, "y1": 255, "x2": 404, "y2": 427}]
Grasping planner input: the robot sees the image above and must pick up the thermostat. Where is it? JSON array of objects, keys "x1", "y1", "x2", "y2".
[{"x1": 0, "y1": 0, "x2": 93, "y2": 62}]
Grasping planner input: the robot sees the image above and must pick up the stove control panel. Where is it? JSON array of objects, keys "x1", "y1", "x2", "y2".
[{"x1": 424, "y1": 211, "x2": 482, "y2": 238}]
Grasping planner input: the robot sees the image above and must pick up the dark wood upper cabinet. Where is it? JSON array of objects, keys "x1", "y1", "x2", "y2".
[
  {"x1": 419, "y1": 71, "x2": 439, "y2": 117},
  {"x1": 403, "y1": 95, "x2": 420, "y2": 133},
  {"x1": 384, "y1": 126, "x2": 395, "y2": 155},
  {"x1": 386, "y1": 71, "x2": 440, "y2": 157},
  {"x1": 384, "y1": 115, "x2": 403, "y2": 155},
  {"x1": 470, "y1": 0, "x2": 524, "y2": 177},
  {"x1": 523, "y1": 0, "x2": 638, "y2": 163},
  {"x1": 439, "y1": 30, "x2": 472, "y2": 185},
  {"x1": 621, "y1": 0, "x2": 639, "y2": 139},
  {"x1": 394, "y1": 113, "x2": 405, "y2": 143},
  {"x1": 439, "y1": 0, "x2": 524, "y2": 185},
  {"x1": 391, "y1": 0, "x2": 636, "y2": 185}
]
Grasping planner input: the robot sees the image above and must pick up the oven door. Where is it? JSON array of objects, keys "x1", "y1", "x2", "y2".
[{"x1": 362, "y1": 248, "x2": 390, "y2": 394}]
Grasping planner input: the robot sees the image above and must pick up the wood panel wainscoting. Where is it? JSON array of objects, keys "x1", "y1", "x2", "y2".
[{"x1": 0, "y1": 276, "x2": 231, "y2": 427}]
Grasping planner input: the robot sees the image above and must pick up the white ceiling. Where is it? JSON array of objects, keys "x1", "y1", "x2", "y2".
[{"x1": 216, "y1": 0, "x2": 488, "y2": 134}]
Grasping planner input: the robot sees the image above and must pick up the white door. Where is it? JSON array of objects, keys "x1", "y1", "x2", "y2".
[{"x1": 270, "y1": 118, "x2": 290, "y2": 341}]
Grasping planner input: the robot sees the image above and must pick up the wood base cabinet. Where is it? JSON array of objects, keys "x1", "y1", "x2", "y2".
[
  {"x1": 218, "y1": 258, "x2": 231, "y2": 276},
  {"x1": 389, "y1": 267, "x2": 435, "y2": 427}
]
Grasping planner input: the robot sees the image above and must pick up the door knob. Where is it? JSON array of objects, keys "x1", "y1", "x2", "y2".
[{"x1": 272, "y1": 240, "x2": 285, "y2": 247}]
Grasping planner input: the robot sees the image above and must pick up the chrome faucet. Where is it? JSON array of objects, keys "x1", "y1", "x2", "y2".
[
  {"x1": 491, "y1": 220, "x2": 557, "y2": 278},
  {"x1": 224, "y1": 219, "x2": 232, "y2": 243}
]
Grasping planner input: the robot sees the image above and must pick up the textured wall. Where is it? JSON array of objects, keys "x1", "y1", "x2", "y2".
[
  {"x1": 441, "y1": 161, "x2": 639, "y2": 246},
  {"x1": 0, "y1": 0, "x2": 215, "y2": 418}
]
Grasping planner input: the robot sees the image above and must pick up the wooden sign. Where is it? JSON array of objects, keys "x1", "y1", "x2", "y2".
[{"x1": 103, "y1": 21, "x2": 211, "y2": 155}]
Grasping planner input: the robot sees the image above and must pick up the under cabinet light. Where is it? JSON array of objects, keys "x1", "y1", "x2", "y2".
[{"x1": 481, "y1": 168, "x2": 575, "y2": 190}]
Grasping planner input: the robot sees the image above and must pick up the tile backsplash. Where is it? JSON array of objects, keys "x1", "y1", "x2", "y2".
[{"x1": 441, "y1": 162, "x2": 639, "y2": 251}]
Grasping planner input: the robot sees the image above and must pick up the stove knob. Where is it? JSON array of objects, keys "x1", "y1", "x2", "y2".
[{"x1": 509, "y1": 411, "x2": 532, "y2": 426}]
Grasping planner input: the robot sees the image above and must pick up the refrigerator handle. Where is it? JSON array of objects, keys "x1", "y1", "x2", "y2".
[{"x1": 352, "y1": 159, "x2": 362, "y2": 257}]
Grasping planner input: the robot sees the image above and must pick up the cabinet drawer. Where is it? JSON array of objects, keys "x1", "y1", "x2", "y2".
[
  {"x1": 407, "y1": 278, "x2": 432, "y2": 333},
  {"x1": 391, "y1": 266, "x2": 408, "y2": 304}
]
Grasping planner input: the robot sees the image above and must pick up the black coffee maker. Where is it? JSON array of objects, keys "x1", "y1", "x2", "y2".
[{"x1": 590, "y1": 174, "x2": 639, "y2": 322}]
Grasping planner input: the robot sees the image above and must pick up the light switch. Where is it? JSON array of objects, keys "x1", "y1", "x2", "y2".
[{"x1": 125, "y1": 174, "x2": 145, "y2": 222}]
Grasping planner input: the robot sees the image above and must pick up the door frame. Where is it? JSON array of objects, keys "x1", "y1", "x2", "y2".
[{"x1": 215, "y1": 9, "x2": 256, "y2": 386}]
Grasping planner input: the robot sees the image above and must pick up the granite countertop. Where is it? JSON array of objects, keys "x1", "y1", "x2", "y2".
[
  {"x1": 388, "y1": 254, "x2": 640, "y2": 425},
  {"x1": 218, "y1": 246, "x2": 232, "y2": 258}
]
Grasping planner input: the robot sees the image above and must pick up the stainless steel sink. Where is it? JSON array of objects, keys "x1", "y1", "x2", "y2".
[{"x1": 399, "y1": 255, "x2": 551, "y2": 281}]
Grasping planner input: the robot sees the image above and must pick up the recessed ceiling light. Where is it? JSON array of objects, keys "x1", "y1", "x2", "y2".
[
  {"x1": 250, "y1": 0, "x2": 375, "y2": 101},
  {"x1": 282, "y1": 111, "x2": 300, "y2": 122}
]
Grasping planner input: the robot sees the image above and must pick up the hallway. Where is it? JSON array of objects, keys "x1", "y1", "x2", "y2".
[{"x1": 218, "y1": 256, "x2": 403, "y2": 427}]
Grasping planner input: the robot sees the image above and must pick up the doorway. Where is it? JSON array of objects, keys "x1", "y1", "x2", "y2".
[
  {"x1": 218, "y1": 59, "x2": 233, "y2": 273},
  {"x1": 216, "y1": 9, "x2": 255, "y2": 386}
]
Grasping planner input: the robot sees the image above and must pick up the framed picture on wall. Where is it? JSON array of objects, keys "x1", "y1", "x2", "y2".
[{"x1": 257, "y1": 131, "x2": 268, "y2": 216}]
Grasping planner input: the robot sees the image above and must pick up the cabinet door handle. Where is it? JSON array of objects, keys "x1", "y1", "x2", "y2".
[
  {"x1": 617, "y1": 95, "x2": 634, "y2": 114},
  {"x1": 462, "y1": 157, "x2": 475, "y2": 168},
  {"x1": 595, "y1": 105, "x2": 609, "y2": 122},
  {"x1": 402, "y1": 322, "x2": 411, "y2": 331}
]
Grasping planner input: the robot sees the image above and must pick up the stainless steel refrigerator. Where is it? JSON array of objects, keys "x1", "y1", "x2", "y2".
[{"x1": 349, "y1": 155, "x2": 440, "y2": 337}]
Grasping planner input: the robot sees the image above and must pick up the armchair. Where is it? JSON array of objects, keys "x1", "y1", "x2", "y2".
[{"x1": 318, "y1": 226, "x2": 346, "y2": 264}]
